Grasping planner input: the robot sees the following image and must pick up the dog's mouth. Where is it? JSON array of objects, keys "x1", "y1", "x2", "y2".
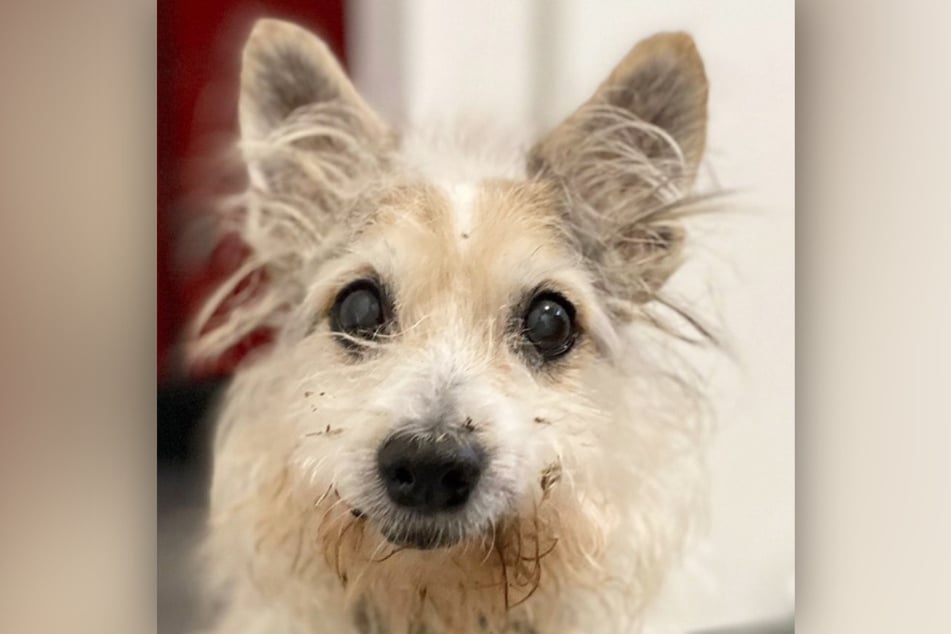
[
  {"x1": 380, "y1": 524, "x2": 463, "y2": 550},
  {"x1": 348, "y1": 506, "x2": 475, "y2": 551}
]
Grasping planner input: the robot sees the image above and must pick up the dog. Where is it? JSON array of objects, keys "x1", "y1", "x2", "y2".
[{"x1": 189, "y1": 17, "x2": 716, "y2": 634}]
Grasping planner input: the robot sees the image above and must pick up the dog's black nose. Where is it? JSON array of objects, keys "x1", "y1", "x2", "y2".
[{"x1": 377, "y1": 433, "x2": 485, "y2": 514}]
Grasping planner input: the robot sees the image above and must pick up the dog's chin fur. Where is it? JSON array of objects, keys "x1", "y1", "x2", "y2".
[
  {"x1": 192, "y1": 18, "x2": 719, "y2": 634},
  {"x1": 378, "y1": 517, "x2": 479, "y2": 550},
  {"x1": 382, "y1": 527, "x2": 459, "y2": 551}
]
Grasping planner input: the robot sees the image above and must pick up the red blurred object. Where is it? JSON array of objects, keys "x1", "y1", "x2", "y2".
[{"x1": 157, "y1": 0, "x2": 346, "y2": 382}]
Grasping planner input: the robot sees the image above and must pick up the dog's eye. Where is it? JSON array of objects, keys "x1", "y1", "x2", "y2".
[
  {"x1": 330, "y1": 280, "x2": 386, "y2": 339},
  {"x1": 523, "y1": 293, "x2": 577, "y2": 359}
]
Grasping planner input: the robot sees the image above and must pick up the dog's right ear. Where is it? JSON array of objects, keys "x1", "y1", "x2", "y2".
[
  {"x1": 187, "y1": 21, "x2": 394, "y2": 370},
  {"x1": 238, "y1": 19, "x2": 393, "y2": 195},
  {"x1": 239, "y1": 18, "x2": 386, "y2": 143}
]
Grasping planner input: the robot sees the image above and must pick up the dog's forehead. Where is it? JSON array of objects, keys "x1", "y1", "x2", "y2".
[
  {"x1": 365, "y1": 179, "x2": 575, "y2": 289},
  {"x1": 374, "y1": 179, "x2": 561, "y2": 236},
  {"x1": 437, "y1": 179, "x2": 555, "y2": 244}
]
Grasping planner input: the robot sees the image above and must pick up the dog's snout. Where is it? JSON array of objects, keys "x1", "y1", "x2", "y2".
[{"x1": 377, "y1": 433, "x2": 485, "y2": 514}]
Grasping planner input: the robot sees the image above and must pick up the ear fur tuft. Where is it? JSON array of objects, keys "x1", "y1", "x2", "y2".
[{"x1": 529, "y1": 32, "x2": 709, "y2": 306}]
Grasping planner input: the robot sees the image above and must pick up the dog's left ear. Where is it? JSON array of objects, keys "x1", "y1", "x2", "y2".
[{"x1": 529, "y1": 33, "x2": 708, "y2": 305}]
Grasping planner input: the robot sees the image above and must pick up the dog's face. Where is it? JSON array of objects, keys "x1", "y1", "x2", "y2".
[
  {"x1": 285, "y1": 177, "x2": 623, "y2": 550},
  {"x1": 197, "y1": 19, "x2": 710, "y2": 632}
]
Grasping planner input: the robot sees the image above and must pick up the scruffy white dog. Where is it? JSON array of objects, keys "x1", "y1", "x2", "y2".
[{"x1": 190, "y1": 18, "x2": 716, "y2": 634}]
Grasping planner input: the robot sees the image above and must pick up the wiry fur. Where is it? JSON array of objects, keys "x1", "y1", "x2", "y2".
[{"x1": 190, "y1": 19, "x2": 720, "y2": 634}]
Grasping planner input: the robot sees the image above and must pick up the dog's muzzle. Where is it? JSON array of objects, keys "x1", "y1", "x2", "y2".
[
  {"x1": 374, "y1": 431, "x2": 487, "y2": 549},
  {"x1": 377, "y1": 431, "x2": 486, "y2": 513}
]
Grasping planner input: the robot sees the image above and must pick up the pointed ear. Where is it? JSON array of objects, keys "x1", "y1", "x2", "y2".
[
  {"x1": 188, "y1": 20, "x2": 396, "y2": 368},
  {"x1": 239, "y1": 19, "x2": 386, "y2": 142},
  {"x1": 529, "y1": 32, "x2": 709, "y2": 306},
  {"x1": 237, "y1": 19, "x2": 393, "y2": 200},
  {"x1": 594, "y1": 31, "x2": 708, "y2": 173}
]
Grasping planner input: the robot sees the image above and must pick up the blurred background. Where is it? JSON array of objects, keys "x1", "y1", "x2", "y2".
[{"x1": 158, "y1": 2, "x2": 793, "y2": 632}]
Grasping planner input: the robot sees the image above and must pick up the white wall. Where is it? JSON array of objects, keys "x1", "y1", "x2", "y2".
[
  {"x1": 350, "y1": 2, "x2": 794, "y2": 629},
  {"x1": 351, "y1": 0, "x2": 541, "y2": 132}
]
